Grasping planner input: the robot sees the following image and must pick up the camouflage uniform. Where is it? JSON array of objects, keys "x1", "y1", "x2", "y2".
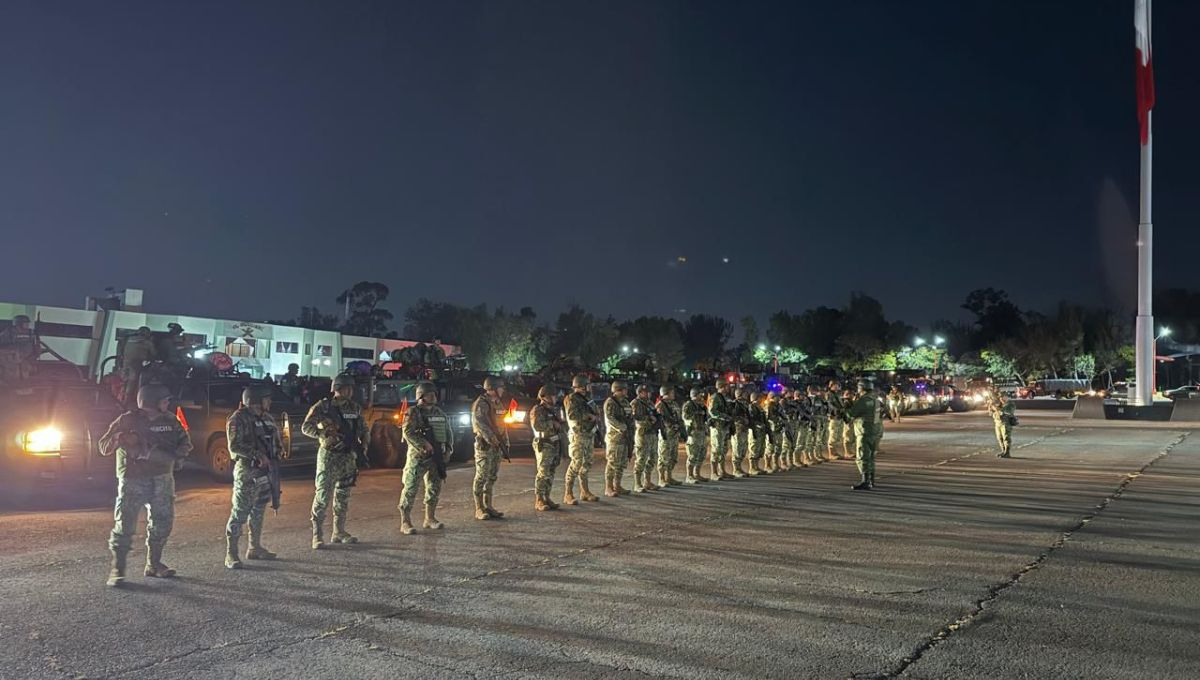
[
  {"x1": 681, "y1": 395, "x2": 710, "y2": 483},
  {"x1": 748, "y1": 396, "x2": 769, "y2": 474},
  {"x1": 765, "y1": 395, "x2": 786, "y2": 472},
  {"x1": 563, "y1": 389, "x2": 600, "y2": 503},
  {"x1": 471, "y1": 393, "x2": 509, "y2": 518},
  {"x1": 841, "y1": 390, "x2": 858, "y2": 460},
  {"x1": 120, "y1": 332, "x2": 156, "y2": 406},
  {"x1": 730, "y1": 395, "x2": 751, "y2": 477},
  {"x1": 603, "y1": 393, "x2": 633, "y2": 495},
  {"x1": 826, "y1": 390, "x2": 846, "y2": 457},
  {"x1": 399, "y1": 403, "x2": 453, "y2": 515},
  {"x1": 807, "y1": 391, "x2": 827, "y2": 462},
  {"x1": 303, "y1": 396, "x2": 366, "y2": 544},
  {"x1": 656, "y1": 396, "x2": 684, "y2": 486},
  {"x1": 99, "y1": 406, "x2": 192, "y2": 581},
  {"x1": 529, "y1": 400, "x2": 564, "y2": 509},
  {"x1": 848, "y1": 387, "x2": 884, "y2": 489},
  {"x1": 225, "y1": 406, "x2": 283, "y2": 556},
  {"x1": 707, "y1": 388, "x2": 734, "y2": 478},
  {"x1": 887, "y1": 387, "x2": 904, "y2": 422},
  {"x1": 989, "y1": 396, "x2": 1016, "y2": 457},
  {"x1": 780, "y1": 394, "x2": 799, "y2": 468},
  {"x1": 631, "y1": 395, "x2": 660, "y2": 492}
]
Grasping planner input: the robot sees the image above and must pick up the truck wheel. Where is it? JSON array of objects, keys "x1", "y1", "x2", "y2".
[{"x1": 207, "y1": 436, "x2": 235, "y2": 482}]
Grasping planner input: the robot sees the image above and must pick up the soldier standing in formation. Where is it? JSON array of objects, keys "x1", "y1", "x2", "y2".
[
  {"x1": 399, "y1": 381, "x2": 453, "y2": 534},
  {"x1": 529, "y1": 385, "x2": 564, "y2": 511},
  {"x1": 747, "y1": 387, "x2": 769, "y2": 475},
  {"x1": 303, "y1": 374, "x2": 367, "y2": 548},
  {"x1": 729, "y1": 387, "x2": 751, "y2": 477},
  {"x1": 471, "y1": 376, "x2": 509, "y2": 520},
  {"x1": 988, "y1": 390, "x2": 1017, "y2": 458},
  {"x1": 707, "y1": 380, "x2": 734, "y2": 480},
  {"x1": 825, "y1": 381, "x2": 846, "y2": 461},
  {"x1": 562, "y1": 374, "x2": 600, "y2": 505},
  {"x1": 224, "y1": 384, "x2": 283, "y2": 569},
  {"x1": 848, "y1": 381, "x2": 885, "y2": 490},
  {"x1": 655, "y1": 386, "x2": 684, "y2": 487},
  {"x1": 603, "y1": 381, "x2": 633, "y2": 496},
  {"x1": 789, "y1": 389, "x2": 811, "y2": 467},
  {"x1": 765, "y1": 390, "x2": 787, "y2": 472},
  {"x1": 682, "y1": 387, "x2": 710, "y2": 484},
  {"x1": 630, "y1": 384, "x2": 661, "y2": 493},
  {"x1": 99, "y1": 384, "x2": 193, "y2": 587}
]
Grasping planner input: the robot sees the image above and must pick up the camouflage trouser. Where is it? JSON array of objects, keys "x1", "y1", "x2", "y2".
[
  {"x1": 993, "y1": 419, "x2": 1012, "y2": 454},
  {"x1": 731, "y1": 428, "x2": 749, "y2": 467},
  {"x1": 226, "y1": 459, "x2": 271, "y2": 539},
  {"x1": 794, "y1": 427, "x2": 809, "y2": 460},
  {"x1": 843, "y1": 420, "x2": 856, "y2": 454},
  {"x1": 827, "y1": 417, "x2": 844, "y2": 448},
  {"x1": 633, "y1": 429, "x2": 658, "y2": 478},
  {"x1": 311, "y1": 449, "x2": 356, "y2": 527},
  {"x1": 750, "y1": 429, "x2": 767, "y2": 462},
  {"x1": 564, "y1": 429, "x2": 595, "y2": 492},
  {"x1": 657, "y1": 434, "x2": 680, "y2": 479},
  {"x1": 888, "y1": 400, "x2": 902, "y2": 422},
  {"x1": 685, "y1": 429, "x2": 708, "y2": 468},
  {"x1": 854, "y1": 421, "x2": 882, "y2": 482},
  {"x1": 815, "y1": 418, "x2": 829, "y2": 454},
  {"x1": 110, "y1": 473, "x2": 175, "y2": 553},
  {"x1": 533, "y1": 437, "x2": 562, "y2": 501},
  {"x1": 605, "y1": 434, "x2": 629, "y2": 485},
  {"x1": 398, "y1": 451, "x2": 443, "y2": 512},
  {"x1": 782, "y1": 425, "x2": 797, "y2": 460},
  {"x1": 709, "y1": 426, "x2": 730, "y2": 469},
  {"x1": 473, "y1": 438, "x2": 502, "y2": 497},
  {"x1": 768, "y1": 429, "x2": 784, "y2": 463}
]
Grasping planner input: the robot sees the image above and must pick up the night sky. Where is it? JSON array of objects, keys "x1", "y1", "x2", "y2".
[{"x1": 3, "y1": 1, "x2": 1197, "y2": 329}]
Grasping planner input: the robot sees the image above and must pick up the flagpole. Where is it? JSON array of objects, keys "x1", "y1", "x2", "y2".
[{"x1": 1132, "y1": 0, "x2": 1154, "y2": 406}]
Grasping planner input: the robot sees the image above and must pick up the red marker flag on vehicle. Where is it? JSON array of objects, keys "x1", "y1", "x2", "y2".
[
  {"x1": 1135, "y1": 0, "x2": 1154, "y2": 145},
  {"x1": 396, "y1": 398, "x2": 409, "y2": 424},
  {"x1": 175, "y1": 406, "x2": 190, "y2": 432}
]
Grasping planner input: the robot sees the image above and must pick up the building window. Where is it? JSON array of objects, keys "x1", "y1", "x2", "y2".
[
  {"x1": 225, "y1": 337, "x2": 255, "y2": 357},
  {"x1": 34, "y1": 322, "x2": 95, "y2": 339},
  {"x1": 276, "y1": 341, "x2": 299, "y2": 354},
  {"x1": 304, "y1": 343, "x2": 311, "y2": 355},
  {"x1": 316, "y1": 345, "x2": 333, "y2": 357},
  {"x1": 343, "y1": 347, "x2": 375, "y2": 360}
]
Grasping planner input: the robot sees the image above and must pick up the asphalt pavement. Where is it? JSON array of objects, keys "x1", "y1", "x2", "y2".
[{"x1": 0, "y1": 411, "x2": 1197, "y2": 679}]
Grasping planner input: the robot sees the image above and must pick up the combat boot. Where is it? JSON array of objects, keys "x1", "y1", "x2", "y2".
[
  {"x1": 743, "y1": 460, "x2": 757, "y2": 477},
  {"x1": 484, "y1": 491, "x2": 505, "y2": 518},
  {"x1": 563, "y1": 488, "x2": 578, "y2": 505},
  {"x1": 424, "y1": 503, "x2": 444, "y2": 529},
  {"x1": 106, "y1": 550, "x2": 128, "y2": 588},
  {"x1": 684, "y1": 466, "x2": 698, "y2": 484},
  {"x1": 144, "y1": 542, "x2": 176, "y2": 578},
  {"x1": 579, "y1": 477, "x2": 599, "y2": 502},
  {"x1": 614, "y1": 473, "x2": 630, "y2": 495},
  {"x1": 695, "y1": 465, "x2": 709, "y2": 482},
  {"x1": 779, "y1": 457, "x2": 791, "y2": 471},
  {"x1": 851, "y1": 477, "x2": 872, "y2": 491},
  {"x1": 399, "y1": 507, "x2": 416, "y2": 535},
  {"x1": 312, "y1": 522, "x2": 325, "y2": 550},
  {"x1": 644, "y1": 475, "x2": 660, "y2": 491},
  {"x1": 246, "y1": 528, "x2": 277, "y2": 560},
  {"x1": 331, "y1": 515, "x2": 358, "y2": 544},
  {"x1": 632, "y1": 471, "x2": 646, "y2": 493},
  {"x1": 225, "y1": 536, "x2": 243, "y2": 570},
  {"x1": 535, "y1": 496, "x2": 552, "y2": 511},
  {"x1": 474, "y1": 494, "x2": 491, "y2": 520}
]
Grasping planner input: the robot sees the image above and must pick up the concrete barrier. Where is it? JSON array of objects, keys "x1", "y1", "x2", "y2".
[
  {"x1": 1170, "y1": 398, "x2": 1200, "y2": 422},
  {"x1": 1072, "y1": 396, "x2": 1107, "y2": 420}
]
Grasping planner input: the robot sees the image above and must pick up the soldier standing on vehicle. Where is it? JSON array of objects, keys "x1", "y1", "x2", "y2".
[
  {"x1": 98, "y1": 384, "x2": 193, "y2": 587},
  {"x1": 119, "y1": 326, "x2": 156, "y2": 407},
  {"x1": 656, "y1": 386, "x2": 684, "y2": 487},
  {"x1": 707, "y1": 380, "x2": 734, "y2": 480},
  {"x1": 303, "y1": 374, "x2": 368, "y2": 549},
  {"x1": 682, "y1": 387, "x2": 710, "y2": 484},
  {"x1": 603, "y1": 381, "x2": 633, "y2": 497},
  {"x1": 399, "y1": 381, "x2": 453, "y2": 534},
  {"x1": 0, "y1": 314, "x2": 37, "y2": 381},
  {"x1": 730, "y1": 387, "x2": 751, "y2": 477},
  {"x1": 988, "y1": 390, "x2": 1017, "y2": 458},
  {"x1": 562, "y1": 374, "x2": 600, "y2": 505},
  {"x1": 224, "y1": 384, "x2": 283, "y2": 569},
  {"x1": 529, "y1": 385, "x2": 564, "y2": 511},
  {"x1": 631, "y1": 384, "x2": 660, "y2": 493},
  {"x1": 848, "y1": 380, "x2": 884, "y2": 490},
  {"x1": 748, "y1": 387, "x2": 770, "y2": 474},
  {"x1": 279, "y1": 363, "x2": 303, "y2": 400},
  {"x1": 471, "y1": 376, "x2": 509, "y2": 520}
]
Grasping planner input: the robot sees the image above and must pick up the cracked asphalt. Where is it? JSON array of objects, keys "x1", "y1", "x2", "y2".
[{"x1": 1, "y1": 411, "x2": 1198, "y2": 679}]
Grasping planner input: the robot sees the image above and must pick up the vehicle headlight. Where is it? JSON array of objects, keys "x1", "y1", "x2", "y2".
[
  {"x1": 972, "y1": 394, "x2": 984, "y2": 403},
  {"x1": 504, "y1": 410, "x2": 527, "y2": 425},
  {"x1": 22, "y1": 427, "x2": 63, "y2": 455},
  {"x1": 906, "y1": 396, "x2": 916, "y2": 404},
  {"x1": 457, "y1": 413, "x2": 471, "y2": 427}
]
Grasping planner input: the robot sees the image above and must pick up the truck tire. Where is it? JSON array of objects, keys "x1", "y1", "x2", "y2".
[{"x1": 207, "y1": 436, "x2": 235, "y2": 482}]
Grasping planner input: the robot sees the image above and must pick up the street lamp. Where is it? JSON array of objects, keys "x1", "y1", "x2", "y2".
[
  {"x1": 621, "y1": 345, "x2": 630, "y2": 354},
  {"x1": 914, "y1": 337, "x2": 926, "y2": 347}
]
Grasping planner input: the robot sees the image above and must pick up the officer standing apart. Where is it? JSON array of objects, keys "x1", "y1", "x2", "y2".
[
  {"x1": 224, "y1": 384, "x2": 283, "y2": 569},
  {"x1": 98, "y1": 384, "x2": 193, "y2": 587},
  {"x1": 656, "y1": 386, "x2": 684, "y2": 487},
  {"x1": 631, "y1": 384, "x2": 660, "y2": 493},
  {"x1": 603, "y1": 381, "x2": 633, "y2": 497},
  {"x1": 847, "y1": 380, "x2": 884, "y2": 490},
  {"x1": 303, "y1": 374, "x2": 367, "y2": 548},
  {"x1": 681, "y1": 387, "x2": 710, "y2": 484},
  {"x1": 562, "y1": 374, "x2": 600, "y2": 505},
  {"x1": 529, "y1": 385, "x2": 564, "y2": 511},
  {"x1": 399, "y1": 381, "x2": 453, "y2": 534},
  {"x1": 471, "y1": 376, "x2": 509, "y2": 520},
  {"x1": 887, "y1": 385, "x2": 904, "y2": 422},
  {"x1": 988, "y1": 390, "x2": 1017, "y2": 458},
  {"x1": 707, "y1": 380, "x2": 734, "y2": 480}
]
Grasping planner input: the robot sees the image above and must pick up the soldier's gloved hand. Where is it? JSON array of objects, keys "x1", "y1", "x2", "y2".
[{"x1": 256, "y1": 454, "x2": 271, "y2": 468}]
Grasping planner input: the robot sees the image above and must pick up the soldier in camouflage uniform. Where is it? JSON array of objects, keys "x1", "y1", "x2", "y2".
[
  {"x1": 825, "y1": 381, "x2": 846, "y2": 460},
  {"x1": 789, "y1": 389, "x2": 810, "y2": 467},
  {"x1": 399, "y1": 381, "x2": 453, "y2": 534},
  {"x1": 682, "y1": 387, "x2": 710, "y2": 484},
  {"x1": 988, "y1": 390, "x2": 1017, "y2": 458},
  {"x1": 563, "y1": 374, "x2": 600, "y2": 505},
  {"x1": 707, "y1": 380, "x2": 734, "y2": 480},
  {"x1": 224, "y1": 384, "x2": 283, "y2": 570},
  {"x1": 765, "y1": 390, "x2": 787, "y2": 472},
  {"x1": 603, "y1": 381, "x2": 633, "y2": 496},
  {"x1": 887, "y1": 385, "x2": 904, "y2": 422},
  {"x1": 303, "y1": 374, "x2": 367, "y2": 549},
  {"x1": 848, "y1": 380, "x2": 884, "y2": 490},
  {"x1": 99, "y1": 384, "x2": 193, "y2": 587},
  {"x1": 630, "y1": 384, "x2": 660, "y2": 493},
  {"x1": 729, "y1": 387, "x2": 751, "y2": 477},
  {"x1": 806, "y1": 385, "x2": 827, "y2": 463},
  {"x1": 748, "y1": 387, "x2": 769, "y2": 475},
  {"x1": 529, "y1": 385, "x2": 564, "y2": 511},
  {"x1": 779, "y1": 389, "x2": 798, "y2": 469},
  {"x1": 656, "y1": 385, "x2": 684, "y2": 487},
  {"x1": 471, "y1": 376, "x2": 510, "y2": 520},
  {"x1": 841, "y1": 387, "x2": 857, "y2": 460}
]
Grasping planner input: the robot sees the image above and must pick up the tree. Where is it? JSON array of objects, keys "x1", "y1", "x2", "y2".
[
  {"x1": 682, "y1": 314, "x2": 733, "y2": 369},
  {"x1": 794, "y1": 306, "x2": 844, "y2": 358},
  {"x1": 403, "y1": 299, "x2": 466, "y2": 341},
  {"x1": 619, "y1": 316, "x2": 685, "y2": 375},
  {"x1": 896, "y1": 346, "x2": 941, "y2": 371},
  {"x1": 549, "y1": 305, "x2": 619, "y2": 368},
  {"x1": 834, "y1": 333, "x2": 885, "y2": 371},
  {"x1": 267, "y1": 306, "x2": 340, "y2": 331},
  {"x1": 962, "y1": 288, "x2": 1025, "y2": 349},
  {"x1": 337, "y1": 281, "x2": 395, "y2": 338},
  {"x1": 752, "y1": 346, "x2": 808, "y2": 365},
  {"x1": 739, "y1": 316, "x2": 760, "y2": 362},
  {"x1": 981, "y1": 348, "x2": 1022, "y2": 383}
]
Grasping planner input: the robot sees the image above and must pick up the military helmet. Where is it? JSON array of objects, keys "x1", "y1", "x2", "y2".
[
  {"x1": 828, "y1": 379, "x2": 840, "y2": 389},
  {"x1": 659, "y1": 385, "x2": 673, "y2": 397},
  {"x1": 734, "y1": 387, "x2": 746, "y2": 398},
  {"x1": 332, "y1": 374, "x2": 355, "y2": 390},
  {"x1": 483, "y1": 376, "x2": 505, "y2": 391},
  {"x1": 136, "y1": 326, "x2": 152, "y2": 337},
  {"x1": 12, "y1": 314, "x2": 31, "y2": 325},
  {"x1": 136, "y1": 384, "x2": 172, "y2": 410},
  {"x1": 715, "y1": 379, "x2": 727, "y2": 389},
  {"x1": 571, "y1": 374, "x2": 589, "y2": 389},
  {"x1": 415, "y1": 381, "x2": 437, "y2": 400},
  {"x1": 637, "y1": 384, "x2": 651, "y2": 395},
  {"x1": 690, "y1": 386, "x2": 704, "y2": 399},
  {"x1": 242, "y1": 383, "x2": 273, "y2": 407},
  {"x1": 287, "y1": 362, "x2": 299, "y2": 372},
  {"x1": 611, "y1": 380, "x2": 628, "y2": 393},
  {"x1": 537, "y1": 384, "x2": 556, "y2": 400},
  {"x1": 744, "y1": 386, "x2": 758, "y2": 397},
  {"x1": 167, "y1": 322, "x2": 183, "y2": 334}
]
